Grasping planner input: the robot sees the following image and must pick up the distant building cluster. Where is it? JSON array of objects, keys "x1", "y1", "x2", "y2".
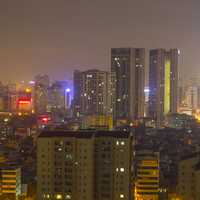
[
  {"x1": 72, "y1": 48, "x2": 179, "y2": 128},
  {"x1": 0, "y1": 48, "x2": 181, "y2": 129},
  {"x1": 0, "y1": 75, "x2": 72, "y2": 128}
]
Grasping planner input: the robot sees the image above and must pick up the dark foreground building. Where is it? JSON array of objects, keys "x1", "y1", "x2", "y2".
[{"x1": 37, "y1": 130, "x2": 133, "y2": 200}]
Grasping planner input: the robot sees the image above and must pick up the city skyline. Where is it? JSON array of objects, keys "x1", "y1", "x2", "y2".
[
  {"x1": 0, "y1": 0, "x2": 199, "y2": 82},
  {"x1": 1, "y1": 1, "x2": 200, "y2": 200}
]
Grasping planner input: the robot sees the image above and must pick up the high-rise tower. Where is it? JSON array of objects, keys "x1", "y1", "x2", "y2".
[
  {"x1": 73, "y1": 69, "x2": 116, "y2": 118},
  {"x1": 149, "y1": 49, "x2": 179, "y2": 127},
  {"x1": 111, "y1": 48, "x2": 145, "y2": 123},
  {"x1": 34, "y1": 75, "x2": 50, "y2": 114}
]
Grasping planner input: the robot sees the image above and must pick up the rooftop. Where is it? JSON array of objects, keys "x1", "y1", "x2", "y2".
[
  {"x1": 180, "y1": 152, "x2": 200, "y2": 161},
  {"x1": 39, "y1": 130, "x2": 130, "y2": 139}
]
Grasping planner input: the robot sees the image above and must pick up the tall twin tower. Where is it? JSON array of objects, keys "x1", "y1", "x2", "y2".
[
  {"x1": 73, "y1": 48, "x2": 179, "y2": 127},
  {"x1": 111, "y1": 48, "x2": 179, "y2": 126}
]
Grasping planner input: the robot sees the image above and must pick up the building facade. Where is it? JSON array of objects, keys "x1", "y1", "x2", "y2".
[
  {"x1": 0, "y1": 166, "x2": 21, "y2": 199},
  {"x1": 134, "y1": 150, "x2": 160, "y2": 200},
  {"x1": 0, "y1": 83, "x2": 10, "y2": 112},
  {"x1": 111, "y1": 48, "x2": 145, "y2": 123},
  {"x1": 185, "y1": 86, "x2": 200, "y2": 110},
  {"x1": 149, "y1": 49, "x2": 179, "y2": 127},
  {"x1": 177, "y1": 152, "x2": 200, "y2": 200},
  {"x1": 37, "y1": 130, "x2": 133, "y2": 200},
  {"x1": 47, "y1": 81, "x2": 72, "y2": 121},
  {"x1": 34, "y1": 75, "x2": 50, "y2": 115},
  {"x1": 73, "y1": 70, "x2": 116, "y2": 118}
]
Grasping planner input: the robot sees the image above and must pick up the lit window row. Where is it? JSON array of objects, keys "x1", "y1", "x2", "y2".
[
  {"x1": 43, "y1": 194, "x2": 50, "y2": 199},
  {"x1": 116, "y1": 168, "x2": 125, "y2": 172},
  {"x1": 86, "y1": 74, "x2": 93, "y2": 78},
  {"x1": 116, "y1": 141, "x2": 125, "y2": 146},
  {"x1": 43, "y1": 194, "x2": 71, "y2": 199},
  {"x1": 136, "y1": 64, "x2": 143, "y2": 67}
]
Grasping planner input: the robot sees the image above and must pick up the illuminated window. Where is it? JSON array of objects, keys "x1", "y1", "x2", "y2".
[
  {"x1": 56, "y1": 194, "x2": 62, "y2": 199},
  {"x1": 120, "y1": 168, "x2": 125, "y2": 172},
  {"x1": 120, "y1": 194, "x2": 124, "y2": 198},
  {"x1": 116, "y1": 168, "x2": 119, "y2": 172},
  {"x1": 121, "y1": 141, "x2": 125, "y2": 146},
  {"x1": 66, "y1": 194, "x2": 71, "y2": 199},
  {"x1": 116, "y1": 141, "x2": 119, "y2": 145}
]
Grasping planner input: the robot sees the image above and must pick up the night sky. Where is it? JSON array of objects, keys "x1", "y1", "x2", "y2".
[{"x1": 0, "y1": 0, "x2": 199, "y2": 83}]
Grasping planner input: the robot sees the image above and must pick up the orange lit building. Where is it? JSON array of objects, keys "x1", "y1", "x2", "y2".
[
  {"x1": 135, "y1": 150, "x2": 160, "y2": 200},
  {"x1": 82, "y1": 115, "x2": 113, "y2": 130},
  {"x1": 16, "y1": 89, "x2": 33, "y2": 114},
  {"x1": 0, "y1": 166, "x2": 21, "y2": 199}
]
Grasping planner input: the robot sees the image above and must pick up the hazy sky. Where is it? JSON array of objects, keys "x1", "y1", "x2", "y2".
[{"x1": 0, "y1": 0, "x2": 199, "y2": 83}]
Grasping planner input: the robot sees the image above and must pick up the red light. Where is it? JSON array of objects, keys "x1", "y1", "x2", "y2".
[
  {"x1": 42, "y1": 117, "x2": 48, "y2": 122},
  {"x1": 38, "y1": 115, "x2": 50, "y2": 124},
  {"x1": 18, "y1": 100, "x2": 31, "y2": 105}
]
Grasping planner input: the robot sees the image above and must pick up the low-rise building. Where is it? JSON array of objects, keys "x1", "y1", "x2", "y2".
[
  {"x1": 134, "y1": 150, "x2": 160, "y2": 200},
  {"x1": 177, "y1": 152, "x2": 200, "y2": 200},
  {"x1": 0, "y1": 166, "x2": 21, "y2": 199}
]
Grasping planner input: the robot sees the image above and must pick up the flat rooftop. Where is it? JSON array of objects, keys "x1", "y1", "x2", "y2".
[{"x1": 39, "y1": 130, "x2": 130, "y2": 139}]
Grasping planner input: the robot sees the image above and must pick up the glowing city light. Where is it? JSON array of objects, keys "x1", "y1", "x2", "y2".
[
  {"x1": 18, "y1": 100, "x2": 31, "y2": 105},
  {"x1": 66, "y1": 88, "x2": 71, "y2": 93},
  {"x1": 29, "y1": 81, "x2": 35, "y2": 84},
  {"x1": 144, "y1": 87, "x2": 150, "y2": 93},
  {"x1": 4, "y1": 118, "x2": 9, "y2": 122},
  {"x1": 18, "y1": 112, "x2": 22, "y2": 116},
  {"x1": 25, "y1": 88, "x2": 31, "y2": 93},
  {"x1": 56, "y1": 194, "x2": 62, "y2": 199},
  {"x1": 42, "y1": 117, "x2": 48, "y2": 122}
]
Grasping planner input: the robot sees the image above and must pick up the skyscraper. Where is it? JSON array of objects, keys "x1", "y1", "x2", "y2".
[
  {"x1": 34, "y1": 75, "x2": 50, "y2": 115},
  {"x1": 0, "y1": 83, "x2": 10, "y2": 112},
  {"x1": 73, "y1": 69, "x2": 116, "y2": 118},
  {"x1": 48, "y1": 81, "x2": 71, "y2": 111},
  {"x1": 37, "y1": 130, "x2": 133, "y2": 200},
  {"x1": 149, "y1": 49, "x2": 179, "y2": 127},
  {"x1": 47, "y1": 81, "x2": 70, "y2": 122},
  {"x1": 111, "y1": 48, "x2": 145, "y2": 123}
]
